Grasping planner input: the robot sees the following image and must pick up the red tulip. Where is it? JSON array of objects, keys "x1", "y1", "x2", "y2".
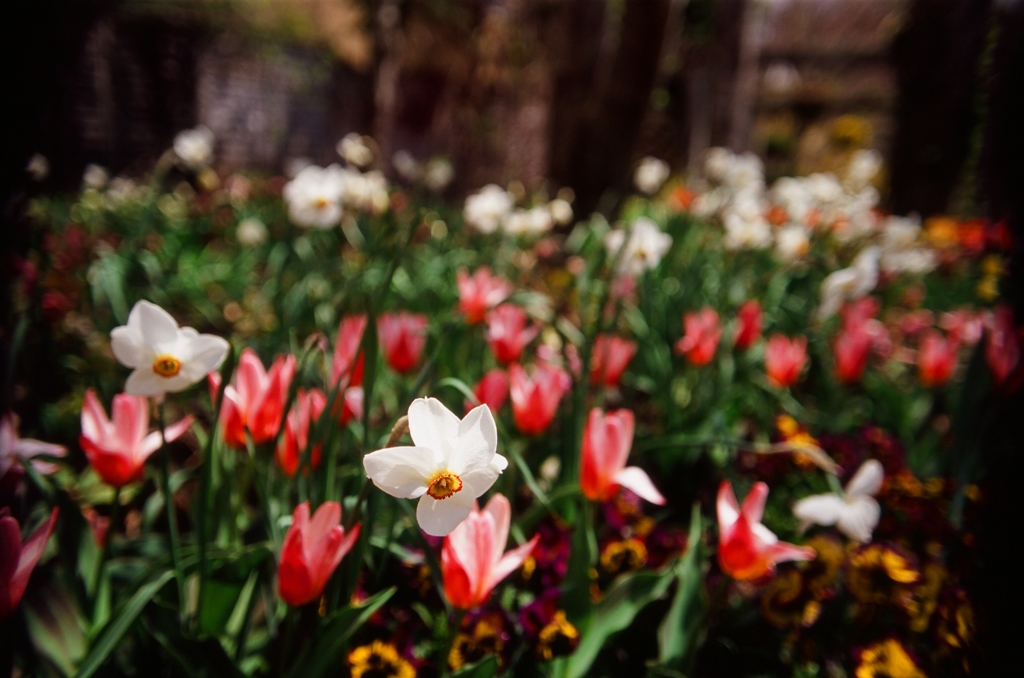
[
  {"x1": 590, "y1": 335, "x2": 636, "y2": 387},
  {"x1": 580, "y1": 409, "x2": 665, "y2": 504},
  {"x1": 734, "y1": 300, "x2": 762, "y2": 351},
  {"x1": 833, "y1": 327, "x2": 873, "y2": 384},
  {"x1": 276, "y1": 389, "x2": 328, "y2": 477},
  {"x1": 330, "y1": 315, "x2": 367, "y2": 389},
  {"x1": 457, "y1": 267, "x2": 513, "y2": 324},
  {"x1": 486, "y1": 304, "x2": 540, "y2": 364},
  {"x1": 986, "y1": 305, "x2": 1021, "y2": 385},
  {"x1": 208, "y1": 349, "x2": 295, "y2": 448},
  {"x1": 675, "y1": 308, "x2": 721, "y2": 366},
  {"x1": 917, "y1": 330, "x2": 958, "y2": 388},
  {"x1": 441, "y1": 494, "x2": 538, "y2": 609},
  {"x1": 509, "y1": 363, "x2": 570, "y2": 436},
  {"x1": 466, "y1": 369, "x2": 509, "y2": 414},
  {"x1": 378, "y1": 312, "x2": 428, "y2": 374},
  {"x1": 278, "y1": 501, "x2": 359, "y2": 607},
  {"x1": 80, "y1": 389, "x2": 193, "y2": 487},
  {"x1": 939, "y1": 309, "x2": 985, "y2": 346},
  {"x1": 0, "y1": 507, "x2": 59, "y2": 619},
  {"x1": 717, "y1": 481, "x2": 813, "y2": 580},
  {"x1": 765, "y1": 335, "x2": 807, "y2": 388}
]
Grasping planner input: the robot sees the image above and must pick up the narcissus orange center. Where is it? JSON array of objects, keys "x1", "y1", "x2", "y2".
[
  {"x1": 152, "y1": 355, "x2": 182, "y2": 378},
  {"x1": 426, "y1": 471, "x2": 463, "y2": 500}
]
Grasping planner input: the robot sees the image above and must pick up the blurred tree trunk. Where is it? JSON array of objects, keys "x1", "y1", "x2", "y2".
[{"x1": 547, "y1": 0, "x2": 672, "y2": 216}]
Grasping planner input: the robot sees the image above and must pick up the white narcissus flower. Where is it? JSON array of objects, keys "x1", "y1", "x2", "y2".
[
  {"x1": 464, "y1": 185, "x2": 514, "y2": 234},
  {"x1": 774, "y1": 224, "x2": 810, "y2": 262},
  {"x1": 605, "y1": 217, "x2": 673, "y2": 277},
  {"x1": 793, "y1": 460, "x2": 884, "y2": 543},
  {"x1": 424, "y1": 158, "x2": 454, "y2": 192},
  {"x1": 111, "y1": 301, "x2": 230, "y2": 397},
  {"x1": 363, "y1": 398, "x2": 508, "y2": 536},
  {"x1": 337, "y1": 133, "x2": 374, "y2": 168},
  {"x1": 818, "y1": 246, "x2": 880, "y2": 320},
  {"x1": 504, "y1": 206, "x2": 553, "y2": 237},
  {"x1": 283, "y1": 164, "x2": 346, "y2": 228},
  {"x1": 82, "y1": 164, "x2": 109, "y2": 190},
  {"x1": 634, "y1": 157, "x2": 670, "y2": 195},
  {"x1": 173, "y1": 126, "x2": 215, "y2": 170}
]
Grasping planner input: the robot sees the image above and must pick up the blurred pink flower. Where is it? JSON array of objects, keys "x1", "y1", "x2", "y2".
[
  {"x1": 378, "y1": 312, "x2": 428, "y2": 374},
  {"x1": 675, "y1": 308, "x2": 721, "y2": 366},
  {"x1": 487, "y1": 305, "x2": 540, "y2": 364},
  {"x1": 509, "y1": 363, "x2": 570, "y2": 436},
  {"x1": 458, "y1": 268, "x2": 513, "y2": 325}
]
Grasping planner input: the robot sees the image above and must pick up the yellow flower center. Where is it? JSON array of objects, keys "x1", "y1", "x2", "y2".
[
  {"x1": 152, "y1": 355, "x2": 182, "y2": 378},
  {"x1": 426, "y1": 471, "x2": 463, "y2": 500},
  {"x1": 314, "y1": 197, "x2": 329, "y2": 210}
]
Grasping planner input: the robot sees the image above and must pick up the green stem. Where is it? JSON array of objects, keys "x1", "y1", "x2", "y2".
[
  {"x1": 91, "y1": 486, "x2": 121, "y2": 620},
  {"x1": 439, "y1": 608, "x2": 467, "y2": 678},
  {"x1": 159, "y1": 401, "x2": 185, "y2": 613}
]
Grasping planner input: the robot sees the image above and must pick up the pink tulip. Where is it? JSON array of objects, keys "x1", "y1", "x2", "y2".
[
  {"x1": 833, "y1": 327, "x2": 873, "y2": 384},
  {"x1": 0, "y1": 508, "x2": 59, "y2": 619},
  {"x1": 378, "y1": 312, "x2": 428, "y2": 374},
  {"x1": 441, "y1": 494, "x2": 538, "y2": 610},
  {"x1": 734, "y1": 300, "x2": 762, "y2": 351},
  {"x1": 580, "y1": 409, "x2": 665, "y2": 505},
  {"x1": 509, "y1": 363, "x2": 570, "y2": 436},
  {"x1": 278, "y1": 501, "x2": 359, "y2": 607},
  {"x1": 486, "y1": 304, "x2": 540, "y2": 364},
  {"x1": 466, "y1": 369, "x2": 509, "y2": 414},
  {"x1": 458, "y1": 267, "x2": 513, "y2": 325},
  {"x1": 208, "y1": 349, "x2": 295, "y2": 448},
  {"x1": 330, "y1": 315, "x2": 367, "y2": 389},
  {"x1": 917, "y1": 330, "x2": 958, "y2": 388},
  {"x1": 276, "y1": 389, "x2": 328, "y2": 477},
  {"x1": 80, "y1": 389, "x2": 193, "y2": 487},
  {"x1": 675, "y1": 308, "x2": 721, "y2": 366},
  {"x1": 939, "y1": 309, "x2": 985, "y2": 346},
  {"x1": 717, "y1": 481, "x2": 814, "y2": 580},
  {"x1": 765, "y1": 335, "x2": 807, "y2": 388},
  {"x1": 589, "y1": 335, "x2": 637, "y2": 387},
  {"x1": 0, "y1": 414, "x2": 66, "y2": 490}
]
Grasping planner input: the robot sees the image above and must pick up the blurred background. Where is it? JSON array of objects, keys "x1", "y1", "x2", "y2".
[{"x1": 3, "y1": 0, "x2": 1022, "y2": 222}]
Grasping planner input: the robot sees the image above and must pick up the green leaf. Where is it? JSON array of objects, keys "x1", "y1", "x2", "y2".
[
  {"x1": 561, "y1": 500, "x2": 597, "y2": 624},
  {"x1": 656, "y1": 506, "x2": 705, "y2": 671},
  {"x1": 23, "y1": 577, "x2": 88, "y2": 677},
  {"x1": 75, "y1": 569, "x2": 176, "y2": 678},
  {"x1": 286, "y1": 587, "x2": 396, "y2": 678},
  {"x1": 564, "y1": 562, "x2": 677, "y2": 678},
  {"x1": 452, "y1": 654, "x2": 499, "y2": 677},
  {"x1": 198, "y1": 578, "x2": 246, "y2": 636}
]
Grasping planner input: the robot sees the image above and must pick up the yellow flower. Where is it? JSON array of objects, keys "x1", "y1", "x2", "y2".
[
  {"x1": 537, "y1": 611, "x2": 580, "y2": 662},
  {"x1": 856, "y1": 639, "x2": 925, "y2": 678},
  {"x1": 599, "y1": 538, "x2": 647, "y2": 577},
  {"x1": 847, "y1": 544, "x2": 920, "y2": 606},
  {"x1": 925, "y1": 216, "x2": 959, "y2": 248},
  {"x1": 448, "y1": 613, "x2": 506, "y2": 671},
  {"x1": 348, "y1": 641, "x2": 416, "y2": 678}
]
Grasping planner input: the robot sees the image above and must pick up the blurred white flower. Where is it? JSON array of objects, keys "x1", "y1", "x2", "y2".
[
  {"x1": 504, "y1": 206, "x2": 553, "y2": 237},
  {"x1": 337, "y1": 133, "x2": 374, "y2": 168},
  {"x1": 793, "y1": 460, "x2": 883, "y2": 543},
  {"x1": 341, "y1": 169, "x2": 390, "y2": 213},
  {"x1": 845, "y1": 149, "x2": 882, "y2": 192},
  {"x1": 111, "y1": 300, "x2": 229, "y2": 397},
  {"x1": 818, "y1": 246, "x2": 880, "y2": 319},
  {"x1": 691, "y1": 188, "x2": 726, "y2": 218},
  {"x1": 26, "y1": 153, "x2": 49, "y2": 181},
  {"x1": 763, "y1": 60, "x2": 801, "y2": 93},
  {"x1": 879, "y1": 215, "x2": 936, "y2": 276},
  {"x1": 363, "y1": 398, "x2": 507, "y2": 536},
  {"x1": 704, "y1": 148, "x2": 735, "y2": 184},
  {"x1": 283, "y1": 164, "x2": 346, "y2": 228},
  {"x1": 82, "y1": 164, "x2": 109, "y2": 190},
  {"x1": 723, "y1": 212, "x2": 772, "y2": 250},
  {"x1": 1, "y1": 414, "x2": 66, "y2": 478},
  {"x1": 770, "y1": 177, "x2": 813, "y2": 225},
  {"x1": 236, "y1": 218, "x2": 268, "y2": 247},
  {"x1": 173, "y1": 126, "x2": 215, "y2": 170},
  {"x1": 605, "y1": 217, "x2": 673, "y2": 276},
  {"x1": 392, "y1": 150, "x2": 422, "y2": 181},
  {"x1": 106, "y1": 177, "x2": 141, "y2": 205},
  {"x1": 634, "y1": 157, "x2": 670, "y2": 195},
  {"x1": 549, "y1": 198, "x2": 573, "y2": 226},
  {"x1": 464, "y1": 184, "x2": 514, "y2": 234},
  {"x1": 424, "y1": 157, "x2": 454, "y2": 192},
  {"x1": 775, "y1": 224, "x2": 811, "y2": 262},
  {"x1": 805, "y1": 173, "x2": 844, "y2": 205}
]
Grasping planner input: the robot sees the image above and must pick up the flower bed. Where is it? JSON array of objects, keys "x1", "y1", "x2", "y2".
[{"x1": 2, "y1": 134, "x2": 1019, "y2": 677}]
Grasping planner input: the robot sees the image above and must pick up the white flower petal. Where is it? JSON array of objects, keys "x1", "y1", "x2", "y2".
[
  {"x1": 416, "y1": 490, "x2": 475, "y2": 536},
  {"x1": 792, "y1": 493, "x2": 845, "y2": 528},
  {"x1": 460, "y1": 453, "x2": 508, "y2": 498},
  {"x1": 124, "y1": 368, "x2": 170, "y2": 397},
  {"x1": 613, "y1": 466, "x2": 666, "y2": 505},
  {"x1": 408, "y1": 398, "x2": 460, "y2": 455},
  {"x1": 450, "y1": 404, "x2": 497, "y2": 474},
  {"x1": 179, "y1": 334, "x2": 230, "y2": 381},
  {"x1": 110, "y1": 326, "x2": 146, "y2": 368},
  {"x1": 844, "y1": 459, "x2": 884, "y2": 498},
  {"x1": 135, "y1": 300, "x2": 181, "y2": 346},
  {"x1": 363, "y1": 446, "x2": 437, "y2": 498},
  {"x1": 836, "y1": 495, "x2": 880, "y2": 543}
]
